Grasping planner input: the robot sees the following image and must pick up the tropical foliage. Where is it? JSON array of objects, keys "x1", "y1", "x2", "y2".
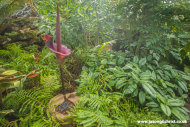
[
  {"x1": 0, "y1": 0, "x2": 190, "y2": 127},
  {"x1": 77, "y1": 45, "x2": 190, "y2": 122}
]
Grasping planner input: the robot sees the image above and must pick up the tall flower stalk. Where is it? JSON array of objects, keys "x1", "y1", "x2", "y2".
[{"x1": 45, "y1": 2, "x2": 71, "y2": 96}]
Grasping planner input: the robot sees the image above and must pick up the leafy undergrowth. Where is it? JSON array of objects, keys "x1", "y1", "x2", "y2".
[
  {"x1": 0, "y1": 42, "x2": 189, "y2": 127},
  {"x1": 70, "y1": 93, "x2": 169, "y2": 127},
  {"x1": 70, "y1": 43, "x2": 190, "y2": 127},
  {"x1": 1, "y1": 0, "x2": 190, "y2": 126},
  {"x1": 0, "y1": 44, "x2": 86, "y2": 90},
  {"x1": 0, "y1": 44, "x2": 87, "y2": 126}
]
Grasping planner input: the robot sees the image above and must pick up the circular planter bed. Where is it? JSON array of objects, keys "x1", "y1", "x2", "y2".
[{"x1": 48, "y1": 92, "x2": 79, "y2": 122}]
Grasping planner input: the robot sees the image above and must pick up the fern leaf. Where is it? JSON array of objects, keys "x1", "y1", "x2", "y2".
[{"x1": 78, "y1": 110, "x2": 113, "y2": 127}]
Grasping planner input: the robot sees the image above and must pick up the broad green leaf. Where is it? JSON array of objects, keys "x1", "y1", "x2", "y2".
[
  {"x1": 123, "y1": 63, "x2": 133, "y2": 70},
  {"x1": 116, "y1": 79, "x2": 127, "y2": 89},
  {"x1": 165, "y1": 81, "x2": 175, "y2": 88},
  {"x1": 160, "y1": 103, "x2": 171, "y2": 116},
  {"x1": 181, "y1": 107, "x2": 190, "y2": 113},
  {"x1": 176, "y1": 107, "x2": 190, "y2": 120},
  {"x1": 86, "y1": 62, "x2": 94, "y2": 67},
  {"x1": 178, "y1": 81, "x2": 188, "y2": 92},
  {"x1": 131, "y1": 72, "x2": 139, "y2": 81},
  {"x1": 101, "y1": 59, "x2": 107, "y2": 65},
  {"x1": 139, "y1": 91, "x2": 146, "y2": 104},
  {"x1": 162, "y1": 65, "x2": 172, "y2": 70},
  {"x1": 182, "y1": 94, "x2": 188, "y2": 98},
  {"x1": 0, "y1": 109, "x2": 14, "y2": 114},
  {"x1": 167, "y1": 99, "x2": 185, "y2": 107},
  {"x1": 2, "y1": 70, "x2": 18, "y2": 75},
  {"x1": 152, "y1": 60, "x2": 159, "y2": 67},
  {"x1": 142, "y1": 83, "x2": 157, "y2": 98},
  {"x1": 150, "y1": 108, "x2": 161, "y2": 112},
  {"x1": 178, "y1": 87, "x2": 183, "y2": 96},
  {"x1": 182, "y1": 75, "x2": 190, "y2": 81},
  {"x1": 146, "y1": 102, "x2": 159, "y2": 108},
  {"x1": 157, "y1": 94, "x2": 166, "y2": 104},
  {"x1": 166, "y1": 88, "x2": 175, "y2": 97},
  {"x1": 147, "y1": 65, "x2": 153, "y2": 70},
  {"x1": 164, "y1": 71, "x2": 171, "y2": 79},
  {"x1": 132, "y1": 88, "x2": 138, "y2": 97},
  {"x1": 118, "y1": 56, "x2": 125, "y2": 65},
  {"x1": 161, "y1": 81, "x2": 167, "y2": 88},
  {"x1": 153, "y1": 53, "x2": 159, "y2": 60},
  {"x1": 170, "y1": 69, "x2": 178, "y2": 77},
  {"x1": 156, "y1": 88, "x2": 166, "y2": 97},
  {"x1": 145, "y1": 70, "x2": 152, "y2": 75},
  {"x1": 157, "y1": 70, "x2": 164, "y2": 78},
  {"x1": 9, "y1": 81, "x2": 21, "y2": 89},
  {"x1": 171, "y1": 107, "x2": 187, "y2": 120},
  {"x1": 140, "y1": 74, "x2": 151, "y2": 80},
  {"x1": 133, "y1": 56, "x2": 139, "y2": 63},
  {"x1": 151, "y1": 71, "x2": 156, "y2": 80},
  {"x1": 147, "y1": 55, "x2": 152, "y2": 61},
  {"x1": 139, "y1": 58, "x2": 146, "y2": 66},
  {"x1": 123, "y1": 85, "x2": 137, "y2": 95},
  {"x1": 146, "y1": 41, "x2": 151, "y2": 47}
]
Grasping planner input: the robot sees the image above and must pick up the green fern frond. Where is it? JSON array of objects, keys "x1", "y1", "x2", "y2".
[
  {"x1": 17, "y1": 88, "x2": 53, "y2": 114},
  {"x1": 77, "y1": 110, "x2": 113, "y2": 127},
  {"x1": 2, "y1": 91, "x2": 18, "y2": 111},
  {"x1": 80, "y1": 94, "x2": 111, "y2": 112},
  {"x1": 3, "y1": 88, "x2": 53, "y2": 115},
  {"x1": 40, "y1": 75, "x2": 61, "y2": 91},
  {"x1": 71, "y1": 93, "x2": 125, "y2": 127},
  {"x1": 0, "y1": 44, "x2": 24, "y2": 61},
  {"x1": 0, "y1": 118, "x2": 9, "y2": 127},
  {"x1": 71, "y1": 92, "x2": 169, "y2": 127},
  {"x1": 3, "y1": 87, "x2": 59, "y2": 127},
  {"x1": 0, "y1": 50, "x2": 11, "y2": 59},
  {"x1": 77, "y1": 71, "x2": 106, "y2": 94}
]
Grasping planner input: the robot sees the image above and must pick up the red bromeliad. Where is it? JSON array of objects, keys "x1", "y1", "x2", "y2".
[{"x1": 45, "y1": 3, "x2": 71, "y2": 95}]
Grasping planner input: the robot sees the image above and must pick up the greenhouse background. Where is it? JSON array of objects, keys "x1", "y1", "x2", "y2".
[{"x1": 0, "y1": 0, "x2": 190, "y2": 127}]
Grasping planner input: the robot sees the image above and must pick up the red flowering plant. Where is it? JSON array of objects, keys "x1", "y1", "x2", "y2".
[
  {"x1": 44, "y1": 3, "x2": 71, "y2": 96},
  {"x1": 34, "y1": 52, "x2": 40, "y2": 62},
  {"x1": 0, "y1": 69, "x2": 40, "y2": 105}
]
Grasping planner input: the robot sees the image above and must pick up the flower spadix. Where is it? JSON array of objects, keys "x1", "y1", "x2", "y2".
[{"x1": 45, "y1": 4, "x2": 71, "y2": 64}]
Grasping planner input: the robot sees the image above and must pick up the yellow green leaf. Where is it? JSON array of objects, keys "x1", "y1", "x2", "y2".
[{"x1": 2, "y1": 70, "x2": 18, "y2": 75}]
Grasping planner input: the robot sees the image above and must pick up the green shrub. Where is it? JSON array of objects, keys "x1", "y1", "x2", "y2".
[
  {"x1": 77, "y1": 45, "x2": 190, "y2": 121},
  {"x1": 34, "y1": 0, "x2": 117, "y2": 48},
  {"x1": 2, "y1": 74, "x2": 61, "y2": 127},
  {"x1": 0, "y1": 44, "x2": 57, "y2": 75},
  {"x1": 70, "y1": 93, "x2": 169, "y2": 127}
]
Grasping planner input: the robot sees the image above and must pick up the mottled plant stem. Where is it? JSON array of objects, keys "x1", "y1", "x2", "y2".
[
  {"x1": 0, "y1": 90, "x2": 3, "y2": 106},
  {"x1": 59, "y1": 63, "x2": 66, "y2": 100}
]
